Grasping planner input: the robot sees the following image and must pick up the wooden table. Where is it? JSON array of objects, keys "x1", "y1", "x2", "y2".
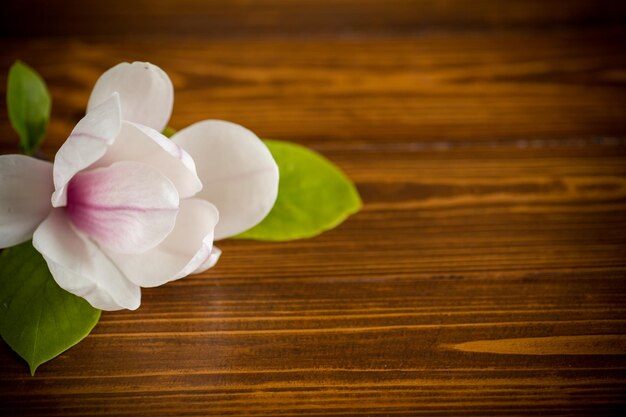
[{"x1": 1, "y1": 1, "x2": 626, "y2": 415}]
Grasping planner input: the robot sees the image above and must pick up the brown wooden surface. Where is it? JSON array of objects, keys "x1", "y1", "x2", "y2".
[
  {"x1": 2, "y1": 0, "x2": 626, "y2": 37},
  {"x1": 1, "y1": 1, "x2": 626, "y2": 416}
]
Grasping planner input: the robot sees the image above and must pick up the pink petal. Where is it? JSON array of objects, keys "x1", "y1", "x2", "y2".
[
  {"x1": 109, "y1": 198, "x2": 219, "y2": 287},
  {"x1": 0, "y1": 155, "x2": 53, "y2": 248},
  {"x1": 91, "y1": 121, "x2": 202, "y2": 198},
  {"x1": 171, "y1": 120, "x2": 279, "y2": 240},
  {"x1": 32, "y1": 209, "x2": 141, "y2": 311},
  {"x1": 66, "y1": 161, "x2": 179, "y2": 254},
  {"x1": 87, "y1": 62, "x2": 173, "y2": 132},
  {"x1": 52, "y1": 93, "x2": 121, "y2": 207}
]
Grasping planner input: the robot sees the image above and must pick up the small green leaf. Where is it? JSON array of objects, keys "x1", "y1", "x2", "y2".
[
  {"x1": 0, "y1": 242, "x2": 101, "y2": 375},
  {"x1": 7, "y1": 61, "x2": 51, "y2": 155},
  {"x1": 236, "y1": 140, "x2": 361, "y2": 241},
  {"x1": 162, "y1": 126, "x2": 177, "y2": 138}
]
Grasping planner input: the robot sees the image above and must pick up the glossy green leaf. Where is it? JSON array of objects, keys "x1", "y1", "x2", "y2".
[
  {"x1": 0, "y1": 241, "x2": 101, "y2": 375},
  {"x1": 7, "y1": 61, "x2": 51, "y2": 155},
  {"x1": 236, "y1": 140, "x2": 361, "y2": 241}
]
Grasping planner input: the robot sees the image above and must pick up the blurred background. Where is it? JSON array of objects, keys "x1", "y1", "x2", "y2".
[{"x1": 1, "y1": 0, "x2": 625, "y2": 151}]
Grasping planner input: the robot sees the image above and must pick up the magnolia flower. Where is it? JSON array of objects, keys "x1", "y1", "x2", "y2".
[{"x1": 0, "y1": 62, "x2": 279, "y2": 311}]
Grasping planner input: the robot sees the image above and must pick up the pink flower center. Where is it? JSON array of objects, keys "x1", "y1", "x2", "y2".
[{"x1": 62, "y1": 162, "x2": 180, "y2": 254}]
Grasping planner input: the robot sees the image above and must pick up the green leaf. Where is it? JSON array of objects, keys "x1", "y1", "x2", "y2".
[
  {"x1": 6, "y1": 61, "x2": 51, "y2": 155},
  {"x1": 236, "y1": 140, "x2": 361, "y2": 241},
  {"x1": 0, "y1": 242, "x2": 101, "y2": 375},
  {"x1": 162, "y1": 126, "x2": 177, "y2": 138}
]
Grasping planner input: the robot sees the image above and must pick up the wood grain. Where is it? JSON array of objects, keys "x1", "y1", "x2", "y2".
[
  {"x1": 1, "y1": 1, "x2": 626, "y2": 415},
  {"x1": 1, "y1": 32, "x2": 626, "y2": 150},
  {"x1": 449, "y1": 335, "x2": 626, "y2": 355},
  {"x1": 2, "y1": 0, "x2": 626, "y2": 37}
]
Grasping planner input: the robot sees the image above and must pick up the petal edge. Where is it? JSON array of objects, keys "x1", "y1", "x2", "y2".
[
  {"x1": 0, "y1": 155, "x2": 53, "y2": 248},
  {"x1": 33, "y1": 210, "x2": 141, "y2": 311},
  {"x1": 87, "y1": 62, "x2": 173, "y2": 132},
  {"x1": 52, "y1": 93, "x2": 122, "y2": 207},
  {"x1": 109, "y1": 199, "x2": 219, "y2": 287},
  {"x1": 172, "y1": 120, "x2": 279, "y2": 240}
]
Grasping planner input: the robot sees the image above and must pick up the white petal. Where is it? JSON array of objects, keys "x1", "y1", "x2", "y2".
[
  {"x1": 192, "y1": 246, "x2": 221, "y2": 275},
  {"x1": 52, "y1": 93, "x2": 121, "y2": 207},
  {"x1": 87, "y1": 62, "x2": 173, "y2": 132},
  {"x1": 0, "y1": 155, "x2": 53, "y2": 248},
  {"x1": 171, "y1": 120, "x2": 279, "y2": 240},
  {"x1": 32, "y1": 209, "x2": 141, "y2": 311},
  {"x1": 109, "y1": 199, "x2": 219, "y2": 287},
  {"x1": 65, "y1": 161, "x2": 179, "y2": 254},
  {"x1": 91, "y1": 121, "x2": 202, "y2": 198}
]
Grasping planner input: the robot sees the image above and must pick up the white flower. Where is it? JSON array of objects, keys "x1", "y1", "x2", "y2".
[{"x1": 0, "y1": 62, "x2": 279, "y2": 311}]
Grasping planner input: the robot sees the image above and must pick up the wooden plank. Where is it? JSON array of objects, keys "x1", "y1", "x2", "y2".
[
  {"x1": 2, "y1": 0, "x2": 626, "y2": 37},
  {"x1": 1, "y1": 32, "x2": 625, "y2": 150},
  {"x1": 1, "y1": 138, "x2": 625, "y2": 415},
  {"x1": 0, "y1": 15, "x2": 626, "y2": 417}
]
